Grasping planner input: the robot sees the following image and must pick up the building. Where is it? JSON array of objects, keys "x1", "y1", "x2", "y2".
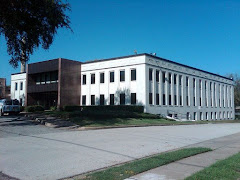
[
  {"x1": 11, "y1": 73, "x2": 26, "y2": 106},
  {"x1": 11, "y1": 53, "x2": 235, "y2": 120},
  {"x1": 0, "y1": 78, "x2": 6, "y2": 99}
]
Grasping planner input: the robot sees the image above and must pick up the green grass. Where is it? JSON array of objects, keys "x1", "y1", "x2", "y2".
[
  {"x1": 43, "y1": 111, "x2": 240, "y2": 128},
  {"x1": 185, "y1": 151, "x2": 240, "y2": 180},
  {"x1": 80, "y1": 147, "x2": 211, "y2": 180}
]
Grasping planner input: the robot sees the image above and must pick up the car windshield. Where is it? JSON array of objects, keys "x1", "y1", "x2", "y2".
[
  {"x1": 5, "y1": 100, "x2": 12, "y2": 105},
  {"x1": 12, "y1": 100, "x2": 19, "y2": 105}
]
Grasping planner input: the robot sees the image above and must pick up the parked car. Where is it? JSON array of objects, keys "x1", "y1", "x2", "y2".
[{"x1": 0, "y1": 99, "x2": 20, "y2": 116}]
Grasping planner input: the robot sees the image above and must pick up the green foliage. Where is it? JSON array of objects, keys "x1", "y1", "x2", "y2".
[
  {"x1": 50, "y1": 106, "x2": 57, "y2": 111},
  {"x1": 0, "y1": 0, "x2": 71, "y2": 67},
  {"x1": 64, "y1": 105, "x2": 144, "y2": 113},
  {"x1": 20, "y1": 106, "x2": 25, "y2": 112},
  {"x1": 227, "y1": 73, "x2": 240, "y2": 106},
  {"x1": 83, "y1": 147, "x2": 211, "y2": 180},
  {"x1": 25, "y1": 105, "x2": 44, "y2": 112}
]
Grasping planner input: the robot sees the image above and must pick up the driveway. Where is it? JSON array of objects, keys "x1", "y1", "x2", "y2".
[{"x1": 1, "y1": 116, "x2": 240, "y2": 180}]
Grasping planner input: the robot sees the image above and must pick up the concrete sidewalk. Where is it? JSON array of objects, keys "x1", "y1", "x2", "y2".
[{"x1": 126, "y1": 132, "x2": 240, "y2": 180}]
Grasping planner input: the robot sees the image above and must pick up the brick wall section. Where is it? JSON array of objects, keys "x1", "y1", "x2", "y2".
[{"x1": 58, "y1": 58, "x2": 82, "y2": 108}]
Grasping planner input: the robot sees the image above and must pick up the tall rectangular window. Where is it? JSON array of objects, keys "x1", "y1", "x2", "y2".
[
  {"x1": 110, "y1": 71, "x2": 114, "y2": 82},
  {"x1": 20, "y1": 82, "x2": 23, "y2": 90},
  {"x1": 186, "y1": 77, "x2": 189, "y2": 86},
  {"x1": 163, "y1": 94, "x2": 166, "y2": 105},
  {"x1": 169, "y1": 73, "x2": 172, "y2": 84},
  {"x1": 82, "y1": 95, "x2": 86, "y2": 105},
  {"x1": 120, "y1": 70, "x2": 125, "y2": 82},
  {"x1": 15, "y1": 82, "x2": 18, "y2": 91},
  {"x1": 110, "y1": 94, "x2": 114, "y2": 105},
  {"x1": 162, "y1": 72, "x2": 166, "y2": 83},
  {"x1": 149, "y1": 69, "x2": 153, "y2": 81},
  {"x1": 120, "y1": 94, "x2": 125, "y2": 105},
  {"x1": 169, "y1": 95, "x2": 171, "y2": 105},
  {"x1": 131, "y1": 93, "x2": 136, "y2": 104},
  {"x1": 91, "y1": 74, "x2": 95, "y2": 84},
  {"x1": 100, "y1": 94, "x2": 104, "y2": 105},
  {"x1": 131, "y1": 69, "x2": 136, "y2": 81},
  {"x1": 174, "y1": 95, "x2": 177, "y2": 105},
  {"x1": 91, "y1": 95, "x2": 95, "y2": 105},
  {"x1": 174, "y1": 74, "x2": 177, "y2": 85},
  {"x1": 156, "y1": 70, "x2": 159, "y2": 82},
  {"x1": 156, "y1": 93, "x2": 159, "y2": 105},
  {"x1": 100, "y1": 73, "x2": 104, "y2": 83},
  {"x1": 179, "y1": 75, "x2": 182, "y2": 85},
  {"x1": 82, "y1": 75, "x2": 86, "y2": 85},
  {"x1": 149, "y1": 93, "x2": 153, "y2": 105}
]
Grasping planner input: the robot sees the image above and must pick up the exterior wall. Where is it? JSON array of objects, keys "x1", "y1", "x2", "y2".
[
  {"x1": 144, "y1": 55, "x2": 235, "y2": 120},
  {"x1": 58, "y1": 58, "x2": 82, "y2": 108},
  {"x1": 11, "y1": 73, "x2": 26, "y2": 106},
  {"x1": 0, "y1": 78, "x2": 6, "y2": 99},
  {"x1": 81, "y1": 56, "x2": 147, "y2": 107}
]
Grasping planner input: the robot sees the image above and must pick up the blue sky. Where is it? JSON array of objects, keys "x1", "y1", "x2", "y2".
[{"x1": 0, "y1": 0, "x2": 240, "y2": 84}]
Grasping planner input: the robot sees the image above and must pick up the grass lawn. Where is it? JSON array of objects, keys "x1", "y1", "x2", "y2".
[
  {"x1": 78, "y1": 147, "x2": 211, "y2": 180},
  {"x1": 185, "y1": 151, "x2": 240, "y2": 180},
  {"x1": 43, "y1": 111, "x2": 240, "y2": 128}
]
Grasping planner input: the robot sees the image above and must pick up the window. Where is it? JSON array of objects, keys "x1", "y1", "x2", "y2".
[
  {"x1": 186, "y1": 77, "x2": 189, "y2": 86},
  {"x1": 211, "y1": 112, "x2": 213, "y2": 120},
  {"x1": 15, "y1": 82, "x2": 18, "y2": 91},
  {"x1": 100, "y1": 73, "x2": 104, "y2": 83},
  {"x1": 91, "y1": 74, "x2": 95, "y2": 84},
  {"x1": 156, "y1": 93, "x2": 159, "y2": 105},
  {"x1": 20, "y1": 82, "x2": 23, "y2": 90},
  {"x1": 200, "y1": 112, "x2": 203, "y2": 120},
  {"x1": 193, "y1": 78, "x2": 196, "y2": 88},
  {"x1": 149, "y1": 93, "x2": 153, "y2": 105},
  {"x1": 194, "y1": 112, "x2": 196, "y2": 120},
  {"x1": 41, "y1": 73, "x2": 45, "y2": 84},
  {"x1": 169, "y1": 95, "x2": 171, "y2": 105},
  {"x1": 180, "y1": 96, "x2": 182, "y2": 106},
  {"x1": 82, "y1": 95, "x2": 86, "y2": 105},
  {"x1": 174, "y1": 74, "x2": 177, "y2": 85},
  {"x1": 110, "y1": 71, "x2": 114, "y2": 82},
  {"x1": 46, "y1": 73, "x2": 50, "y2": 84},
  {"x1": 206, "y1": 112, "x2": 208, "y2": 120},
  {"x1": 169, "y1": 73, "x2": 172, "y2": 84},
  {"x1": 82, "y1": 75, "x2": 86, "y2": 85},
  {"x1": 110, "y1": 94, "x2": 114, "y2": 105},
  {"x1": 149, "y1": 69, "x2": 153, "y2": 81},
  {"x1": 186, "y1": 96, "x2": 189, "y2": 106},
  {"x1": 120, "y1": 93, "x2": 125, "y2": 105},
  {"x1": 100, "y1": 95, "x2": 104, "y2": 105},
  {"x1": 163, "y1": 94, "x2": 166, "y2": 105},
  {"x1": 179, "y1": 75, "x2": 182, "y2": 85},
  {"x1": 120, "y1": 70, "x2": 125, "y2": 82},
  {"x1": 162, "y1": 72, "x2": 166, "y2": 83},
  {"x1": 156, "y1": 70, "x2": 159, "y2": 82},
  {"x1": 131, "y1": 93, "x2": 136, "y2": 105},
  {"x1": 36, "y1": 75, "x2": 41, "y2": 85},
  {"x1": 91, "y1": 95, "x2": 95, "y2": 105},
  {"x1": 174, "y1": 95, "x2": 177, "y2": 105},
  {"x1": 131, "y1": 69, "x2": 136, "y2": 81}
]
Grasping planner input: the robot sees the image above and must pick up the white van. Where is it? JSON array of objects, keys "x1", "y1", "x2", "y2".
[{"x1": 0, "y1": 99, "x2": 20, "y2": 116}]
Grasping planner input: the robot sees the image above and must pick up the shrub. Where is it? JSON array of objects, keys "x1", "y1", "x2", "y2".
[
  {"x1": 20, "y1": 106, "x2": 25, "y2": 112},
  {"x1": 25, "y1": 105, "x2": 44, "y2": 112},
  {"x1": 50, "y1": 106, "x2": 57, "y2": 111}
]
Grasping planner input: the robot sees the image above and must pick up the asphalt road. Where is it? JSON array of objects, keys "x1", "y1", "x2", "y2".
[{"x1": 1, "y1": 116, "x2": 240, "y2": 180}]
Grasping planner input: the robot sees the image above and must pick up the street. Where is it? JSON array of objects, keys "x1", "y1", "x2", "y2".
[{"x1": 1, "y1": 116, "x2": 240, "y2": 180}]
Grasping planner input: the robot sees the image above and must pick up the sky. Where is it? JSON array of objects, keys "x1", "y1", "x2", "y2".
[{"x1": 0, "y1": 0, "x2": 240, "y2": 85}]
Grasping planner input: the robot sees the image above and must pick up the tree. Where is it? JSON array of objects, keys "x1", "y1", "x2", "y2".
[
  {"x1": 0, "y1": 0, "x2": 71, "y2": 68},
  {"x1": 227, "y1": 73, "x2": 240, "y2": 107}
]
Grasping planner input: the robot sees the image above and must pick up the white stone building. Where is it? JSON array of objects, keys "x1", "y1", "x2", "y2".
[
  {"x1": 10, "y1": 53, "x2": 235, "y2": 120},
  {"x1": 81, "y1": 53, "x2": 235, "y2": 120},
  {"x1": 11, "y1": 72, "x2": 26, "y2": 106}
]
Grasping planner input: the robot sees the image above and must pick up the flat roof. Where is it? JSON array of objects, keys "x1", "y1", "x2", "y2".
[{"x1": 83, "y1": 53, "x2": 232, "y2": 81}]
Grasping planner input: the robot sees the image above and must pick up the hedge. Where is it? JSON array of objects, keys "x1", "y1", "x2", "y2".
[
  {"x1": 25, "y1": 105, "x2": 44, "y2": 112},
  {"x1": 64, "y1": 105, "x2": 144, "y2": 113}
]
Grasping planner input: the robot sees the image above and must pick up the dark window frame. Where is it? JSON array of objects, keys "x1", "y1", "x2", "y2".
[
  {"x1": 120, "y1": 70, "x2": 125, "y2": 82},
  {"x1": 110, "y1": 71, "x2": 114, "y2": 82},
  {"x1": 100, "y1": 73, "x2": 104, "y2": 84},
  {"x1": 91, "y1": 74, "x2": 95, "y2": 84},
  {"x1": 82, "y1": 75, "x2": 86, "y2": 85},
  {"x1": 131, "y1": 69, "x2": 136, "y2": 81},
  {"x1": 131, "y1": 93, "x2": 136, "y2": 105}
]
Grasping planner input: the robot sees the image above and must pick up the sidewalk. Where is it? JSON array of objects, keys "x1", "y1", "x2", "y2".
[{"x1": 126, "y1": 132, "x2": 240, "y2": 180}]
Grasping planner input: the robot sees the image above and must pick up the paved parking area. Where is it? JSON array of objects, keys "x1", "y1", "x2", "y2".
[{"x1": 1, "y1": 116, "x2": 240, "y2": 180}]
